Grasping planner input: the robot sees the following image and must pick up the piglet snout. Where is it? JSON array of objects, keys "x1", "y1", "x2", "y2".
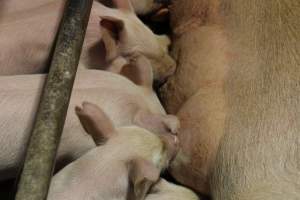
[
  {"x1": 160, "y1": 134, "x2": 179, "y2": 162},
  {"x1": 163, "y1": 115, "x2": 180, "y2": 136}
]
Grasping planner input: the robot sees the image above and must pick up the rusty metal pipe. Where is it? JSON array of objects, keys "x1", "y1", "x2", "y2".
[{"x1": 15, "y1": 0, "x2": 93, "y2": 200}]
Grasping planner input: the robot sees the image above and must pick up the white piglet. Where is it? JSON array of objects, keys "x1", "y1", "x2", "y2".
[
  {"x1": 47, "y1": 102, "x2": 178, "y2": 200},
  {"x1": 0, "y1": 0, "x2": 175, "y2": 82},
  {"x1": 146, "y1": 179, "x2": 200, "y2": 200},
  {"x1": 0, "y1": 56, "x2": 179, "y2": 181}
]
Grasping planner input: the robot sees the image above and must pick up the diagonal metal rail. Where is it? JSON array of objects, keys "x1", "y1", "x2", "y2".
[{"x1": 15, "y1": 0, "x2": 93, "y2": 199}]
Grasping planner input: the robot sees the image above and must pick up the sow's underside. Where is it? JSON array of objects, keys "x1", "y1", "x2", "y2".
[{"x1": 161, "y1": 0, "x2": 300, "y2": 198}]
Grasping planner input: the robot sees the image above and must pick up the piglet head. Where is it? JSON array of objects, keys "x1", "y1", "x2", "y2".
[
  {"x1": 125, "y1": 129, "x2": 179, "y2": 200},
  {"x1": 99, "y1": 0, "x2": 176, "y2": 83},
  {"x1": 75, "y1": 102, "x2": 177, "y2": 200},
  {"x1": 111, "y1": 0, "x2": 164, "y2": 15},
  {"x1": 133, "y1": 110, "x2": 180, "y2": 136},
  {"x1": 127, "y1": 158, "x2": 160, "y2": 200},
  {"x1": 107, "y1": 54, "x2": 180, "y2": 139},
  {"x1": 147, "y1": 35, "x2": 176, "y2": 83},
  {"x1": 132, "y1": 110, "x2": 180, "y2": 168},
  {"x1": 129, "y1": 0, "x2": 163, "y2": 15}
]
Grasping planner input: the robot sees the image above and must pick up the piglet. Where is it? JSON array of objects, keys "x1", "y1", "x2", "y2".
[
  {"x1": 0, "y1": 55, "x2": 179, "y2": 181},
  {"x1": 128, "y1": 0, "x2": 165, "y2": 15},
  {"x1": 100, "y1": 0, "x2": 165, "y2": 15},
  {"x1": 0, "y1": 0, "x2": 175, "y2": 82},
  {"x1": 47, "y1": 102, "x2": 178, "y2": 200},
  {"x1": 146, "y1": 178, "x2": 200, "y2": 200}
]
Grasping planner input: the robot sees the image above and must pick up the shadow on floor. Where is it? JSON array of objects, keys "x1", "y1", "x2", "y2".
[{"x1": 0, "y1": 179, "x2": 16, "y2": 200}]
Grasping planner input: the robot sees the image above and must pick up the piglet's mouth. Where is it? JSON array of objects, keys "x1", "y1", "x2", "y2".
[
  {"x1": 173, "y1": 135, "x2": 180, "y2": 156},
  {"x1": 173, "y1": 135, "x2": 179, "y2": 146},
  {"x1": 162, "y1": 134, "x2": 180, "y2": 162}
]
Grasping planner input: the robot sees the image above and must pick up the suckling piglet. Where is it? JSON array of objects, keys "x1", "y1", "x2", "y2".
[
  {"x1": 146, "y1": 178, "x2": 200, "y2": 200},
  {"x1": 128, "y1": 0, "x2": 166, "y2": 15},
  {"x1": 0, "y1": 0, "x2": 175, "y2": 82},
  {"x1": 0, "y1": 55, "x2": 179, "y2": 181},
  {"x1": 47, "y1": 102, "x2": 178, "y2": 200},
  {"x1": 100, "y1": 0, "x2": 166, "y2": 15}
]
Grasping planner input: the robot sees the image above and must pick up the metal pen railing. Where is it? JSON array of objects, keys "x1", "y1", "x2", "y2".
[{"x1": 15, "y1": 0, "x2": 93, "y2": 199}]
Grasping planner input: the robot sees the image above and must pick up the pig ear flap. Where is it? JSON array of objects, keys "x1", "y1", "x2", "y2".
[
  {"x1": 108, "y1": 55, "x2": 153, "y2": 88},
  {"x1": 133, "y1": 110, "x2": 180, "y2": 135},
  {"x1": 100, "y1": 16, "x2": 125, "y2": 61},
  {"x1": 113, "y1": 0, "x2": 134, "y2": 12},
  {"x1": 75, "y1": 102, "x2": 116, "y2": 145},
  {"x1": 128, "y1": 158, "x2": 160, "y2": 200},
  {"x1": 120, "y1": 55, "x2": 154, "y2": 89},
  {"x1": 107, "y1": 56, "x2": 129, "y2": 73}
]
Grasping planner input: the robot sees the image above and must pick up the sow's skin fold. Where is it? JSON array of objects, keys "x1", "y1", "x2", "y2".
[
  {"x1": 47, "y1": 102, "x2": 178, "y2": 200},
  {"x1": 0, "y1": 58, "x2": 179, "y2": 181}
]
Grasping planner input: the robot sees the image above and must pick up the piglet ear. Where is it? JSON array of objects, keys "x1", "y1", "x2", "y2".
[
  {"x1": 133, "y1": 110, "x2": 180, "y2": 136},
  {"x1": 100, "y1": 16, "x2": 125, "y2": 61},
  {"x1": 128, "y1": 158, "x2": 160, "y2": 200},
  {"x1": 100, "y1": 16, "x2": 124, "y2": 41},
  {"x1": 107, "y1": 56, "x2": 129, "y2": 73},
  {"x1": 107, "y1": 54, "x2": 153, "y2": 88},
  {"x1": 113, "y1": 0, "x2": 134, "y2": 12},
  {"x1": 75, "y1": 102, "x2": 116, "y2": 145},
  {"x1": 120, "y1": 54, "x2": 154, "y2": 89}
]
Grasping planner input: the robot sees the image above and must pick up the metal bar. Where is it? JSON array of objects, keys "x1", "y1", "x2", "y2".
[{"x1": 15, "y1": 0, "x2": 93, "y2": 200}]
